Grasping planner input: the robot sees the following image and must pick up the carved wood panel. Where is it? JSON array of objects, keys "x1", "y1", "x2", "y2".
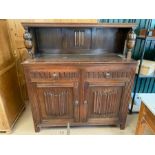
[
  {"x1": 35, "y1": 82, "x2": 79, "y2": 122},
  {"x1": 88, "y1": 86, "x2": 123, "y2": 117},
  {"x1": 30, "y1": 70, "x2": 79, "y2": 82},
  {"x1": 83, "y1": 81, "x2": 124, "y2": 122},
  {"x1": 41, "y1": 88, "x2": 73, "y2": 117},
  {"x1": 85, "y1": 71, "x2": 131, "y2": 79},
  {"x1": 62, "y1": 28, "x2": 92, "y2": 49}
]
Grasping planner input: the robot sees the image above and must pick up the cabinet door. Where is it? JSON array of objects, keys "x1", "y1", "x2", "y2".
[
  {"x1": 34, "y1": 82, "x2": 79, "y2": 125},
  {"x1": 82, "y1": 81, "x2": 125, "y2": 123},
  {"x1": 63, "y1": 28, "x2": 91, "y2": 49}
]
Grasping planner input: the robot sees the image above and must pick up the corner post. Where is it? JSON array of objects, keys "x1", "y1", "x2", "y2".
[
  {"x1": 23, "y1": 27, "x2": 33, "y2": 58},
  {"x1": 126, "y1": 28, "x2": 136, "y2": 60}
]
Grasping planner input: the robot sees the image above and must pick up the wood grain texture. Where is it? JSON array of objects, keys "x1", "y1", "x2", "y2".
[
  {"x1": 7, "y1": 19, "x2": 29, "y2": 101},
  {"x1": 20, "y1": 19, "x2": 98, "y2": 24},
  {"x1": 27, "y1": 27, "x2": 129, "y2": 54},
  {"x1": 23, "y1": 61, "x2": 136, "y2": 132},
  {"x1": 0, "y1": 20, "x2": 25, "y2": 132},
  {"x1": 22, "y1": 22, "x2": 137, "y2": 132},
  {"x1": 21, "y1": 22, "x2": 137, "y2": 28}
]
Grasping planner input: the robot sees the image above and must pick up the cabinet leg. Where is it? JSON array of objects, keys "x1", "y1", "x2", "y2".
[
  {"x1": 120, "y1": 123, "x2": 125, "y2": 130},
  {"x1": 34, "y1": 126, "x2": 40, "y2": 132}
]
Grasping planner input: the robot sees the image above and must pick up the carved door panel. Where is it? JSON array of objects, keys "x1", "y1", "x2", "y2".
[
  {"x1": 82, "y1": 81, "x2": 125, "y2": 122},
  {"x1": 62, "y1": 28, "x2": 91, "y2": 49},
  {"x1": 35, "y1": 82, "x2": 79, "y2": 124}
]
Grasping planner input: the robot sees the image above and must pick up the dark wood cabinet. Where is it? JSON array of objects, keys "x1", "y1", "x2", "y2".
[{"x1": 22, "y1": 22, "x2": 137, "y2": 132}]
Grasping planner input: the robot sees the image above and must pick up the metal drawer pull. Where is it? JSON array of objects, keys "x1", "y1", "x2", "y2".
[
  {"x1": 105, "y1": 72, "x2": 111, "y2": 78},
  {"x1": 52, "y1": 73, "x2": 58, "y2": 78}
]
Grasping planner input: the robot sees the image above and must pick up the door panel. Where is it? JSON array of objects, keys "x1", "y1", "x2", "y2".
[
  {"x1": 83, "y1": 81, "x2": 124, "y2": 122},
  {"x1": 35, "y1": 82, "x2": 79, "y2": 123}
]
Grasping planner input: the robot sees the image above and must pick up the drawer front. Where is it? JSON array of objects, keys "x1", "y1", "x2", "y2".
[
  {"x1": 28, "y1": 68, "x2": 80, "y2": 82},
  {"x1": 83, "y1": 65, "x2": 135, "y2": 80}
]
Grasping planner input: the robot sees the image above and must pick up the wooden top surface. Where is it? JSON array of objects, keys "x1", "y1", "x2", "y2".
[
  {"x1": 22, "y1": 53, "x2": 137, "y2": 65},
  {"x1": 139, "y1": 94, "x2": 155, "y2": 115},
  {"x1": 21, "y1": 22, "x2": 137, "y2": 28}
]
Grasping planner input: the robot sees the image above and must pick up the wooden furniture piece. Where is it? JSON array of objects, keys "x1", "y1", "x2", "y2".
[
  {"x1": 0, "y1": 20, "x2": 25, "y2": 133},
  {"x1": 135, "y1": 94, "x2": 155, "y2": 134},
  {"x1": 7, "y1": 20, "x2": 29, "y2": 101},
  {"x1": 22, "y1": 21, "x2": 137, "y2": 132}
]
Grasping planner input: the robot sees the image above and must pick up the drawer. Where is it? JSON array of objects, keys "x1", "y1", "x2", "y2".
[
  {"x1": 84, "y1": 71, "x2": 131, "y2": 79},
  {"x1": 83, "y1": 66, "x2": 134, "y2": 79},
  {"x1": 29, "y1": 68, "x2": 80, "y2": 82}
]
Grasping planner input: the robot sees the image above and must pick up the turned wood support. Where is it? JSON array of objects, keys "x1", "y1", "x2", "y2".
[
  {"x1": 23, "y1": 28, "x2": 33, "y2": 58},
  {"x1": 126, "y1": 29, "x2": 136, "y2": 60}
]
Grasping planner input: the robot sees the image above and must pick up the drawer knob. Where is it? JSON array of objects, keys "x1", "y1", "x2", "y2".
[
  {"x1": 105, "y1": 72, "x2": 111, "y2": 78},
  {"x1": 52, "y1": 73, "x2": 58, "y2": 78}
]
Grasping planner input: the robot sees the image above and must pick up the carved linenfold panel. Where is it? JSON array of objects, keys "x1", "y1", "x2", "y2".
[
  {"x1": 30, "y1": 71, "x2": 79, "y2": 81},
  {"x1": 89, "y1": 87, "x2": 122, "y2": 117},
  {"x1": 42, "y1": 88, "x2": 73, "y2": 117},
  {"x1": 85, "y1": 71, "x2": 131, "y2": 79}
]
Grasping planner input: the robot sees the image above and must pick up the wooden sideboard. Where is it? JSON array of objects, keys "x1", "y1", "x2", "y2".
[{"x1": 22, "y1": 22, "x2": 137, "y2": 132}]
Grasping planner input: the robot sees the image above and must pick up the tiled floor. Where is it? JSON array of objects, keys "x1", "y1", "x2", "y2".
[{"x1": 1, "y1": 105, "x2": 153, "y2": 135}]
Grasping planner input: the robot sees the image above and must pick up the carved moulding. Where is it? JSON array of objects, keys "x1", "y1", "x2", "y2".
[
  {"x1": 126, "y1": 28, "x2": 136, "y2": 60},
  {"x1": 23, "y1": 27, "x2": 33, "y2": 58}
]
